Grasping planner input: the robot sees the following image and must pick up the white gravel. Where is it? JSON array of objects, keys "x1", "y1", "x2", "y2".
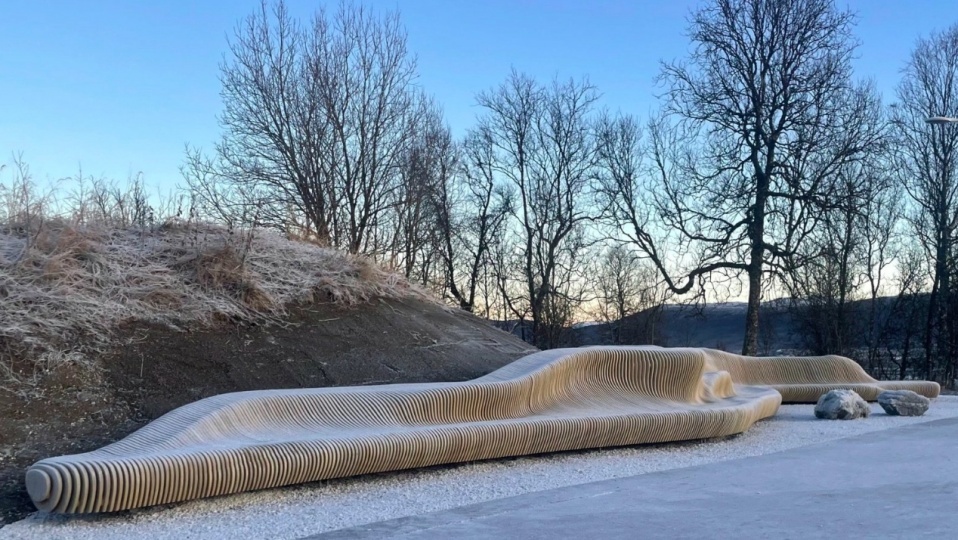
[{"x1": 3, "y1": 396, "x2": 957, "y2": 540}]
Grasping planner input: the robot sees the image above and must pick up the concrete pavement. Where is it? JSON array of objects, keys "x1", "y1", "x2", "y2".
[{"x1": 312, "y1": 417, "x2": 958, "y2": 539}]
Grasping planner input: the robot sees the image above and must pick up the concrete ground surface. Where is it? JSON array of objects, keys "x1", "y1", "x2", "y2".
[{"x1": 318, "y1": 417, "x2": 958, "y2": 539}]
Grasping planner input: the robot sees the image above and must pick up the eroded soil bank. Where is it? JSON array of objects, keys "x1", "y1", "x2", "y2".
[{"x1": 0, "y1": 297, "x2": 534, "y2": 525}]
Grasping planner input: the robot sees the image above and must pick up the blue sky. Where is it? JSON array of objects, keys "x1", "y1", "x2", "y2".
[{"x1": 2, "y1": 0, "x2": 956, "y2": 190}]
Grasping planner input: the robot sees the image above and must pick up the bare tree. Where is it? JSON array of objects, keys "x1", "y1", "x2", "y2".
[
  {"x1": 476, "y1": 71, "x2": 600, "y2": 348},
  {"x1": 428, "y1": 128, "x2": 512, "y2": 311},
  {"x1": 785, "y1": 152, "x2": 895, "y2": 358},
  {"x1": 590, "y1": 244, "x2": 667, "y2": 344},
  {"x1": 879, "y1": 247, "x2": 932, "y2": 380},
  {"x1": 389, "y1": 103, "x2": 454, "y2": 283},
  {"x1": 860, "y1": 167, "x2": 904, "y2": 374},
  {"x1": 892, "y1": 23, "x2": 958, "y2": 383},
  {"x1": 184, "y1": 0, "x2": 426, "y2": 255},
  {"x1": 600, "y1": 0, "x2": 880, "y2": 355}
]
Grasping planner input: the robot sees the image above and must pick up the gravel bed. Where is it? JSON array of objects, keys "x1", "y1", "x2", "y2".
[{"x1": 3, "y1": 396, "x2": 957, "y2": 540}]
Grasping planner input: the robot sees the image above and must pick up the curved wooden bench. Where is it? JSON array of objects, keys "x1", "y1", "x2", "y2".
[
  {"x1": 24, "y1": 347, "x2": 939, "y2": 514},
  {"x1": 699, "y1": 348, "x2": 940, "y2": 402},
  {"x1": 26, "y1": 347, "x2": 781, "y2": 514}
]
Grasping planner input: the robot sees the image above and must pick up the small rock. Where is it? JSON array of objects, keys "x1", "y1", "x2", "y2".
[
  {"x1": 814, "y1": 389, "x2": 870, "y2": 420},
  {"x1": 878, "y1": 390, "x2": 930, "y2": 416}
]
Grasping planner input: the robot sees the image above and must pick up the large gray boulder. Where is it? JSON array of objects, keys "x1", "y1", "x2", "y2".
[
  {"x1": 878, "y1": 390, "x2": 930, "y2": 416},
  {"x1": 814, "y1": 389, "x2": 870, "y2": 420}
]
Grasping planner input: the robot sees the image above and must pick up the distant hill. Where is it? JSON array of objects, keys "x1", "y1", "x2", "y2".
[
  {"x1": 494, "y1": 300, "x2": 818, "y2": 354},
  {"x1": 568, "y1": 300, "x2": 802, "y2": 354},
  {"x1": 495, "y1": 294, "x2": 926, "y2": 358}
]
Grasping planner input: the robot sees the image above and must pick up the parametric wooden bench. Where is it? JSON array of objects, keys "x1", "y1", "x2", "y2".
[
  {"x1": 25, "y1": 347, "x2": 939, "y2": 514},
  {"x1": 697, "y1": 348, "x2": 941, "y2": 403}
]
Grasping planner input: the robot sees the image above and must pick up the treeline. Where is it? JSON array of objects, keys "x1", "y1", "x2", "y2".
[{"x1": 179, "y1": 0, "x2": 958, "y2": 384}]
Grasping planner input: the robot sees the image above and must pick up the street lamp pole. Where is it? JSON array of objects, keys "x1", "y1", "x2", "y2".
[{"x1": 925, "y1": 115, "x2": 958, "y2": 383}]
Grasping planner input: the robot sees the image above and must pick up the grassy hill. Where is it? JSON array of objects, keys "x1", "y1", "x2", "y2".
[{"x1": 0, "y1": 220, "x2": 534, "y2": 525}]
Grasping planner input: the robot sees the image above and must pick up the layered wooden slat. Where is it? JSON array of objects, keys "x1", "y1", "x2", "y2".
[
  {"x1": 25, "y1": 347, "x2": 939, "y2": 514},
  {"x1": 699, "y1": 348, "x2": 940, "y2": 402}
]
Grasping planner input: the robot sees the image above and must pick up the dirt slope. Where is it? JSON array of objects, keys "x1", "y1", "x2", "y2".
[{"x1": 0, "y1": 297, "x2": 535, "y2": 525}]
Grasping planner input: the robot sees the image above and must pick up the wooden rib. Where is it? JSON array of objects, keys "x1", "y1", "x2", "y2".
[{"x1": 25, "y1": 347, "x2": 938, "y2": 514}]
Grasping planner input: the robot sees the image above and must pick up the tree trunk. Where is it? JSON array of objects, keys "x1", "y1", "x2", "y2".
[
  {"x1": 742, "y1": 174, "x2": 769, "y2": 356},
  {"x1": 742, "y1": 263, "x2": 762, "y2": 356},
  {"x1": 901, "y1": 333, "x2": 911, "y2": 381},
  {"x1": 925, "y1": 279, "x2": 939, "y2": 380}
]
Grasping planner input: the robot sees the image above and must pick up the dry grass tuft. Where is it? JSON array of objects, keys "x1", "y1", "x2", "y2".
[
  {"x1": 0, "y1": 161, "x2": 435, "y2": 393},
  {"x1": 175, "y1": 244, "x2": 275, "y2": 311}
]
